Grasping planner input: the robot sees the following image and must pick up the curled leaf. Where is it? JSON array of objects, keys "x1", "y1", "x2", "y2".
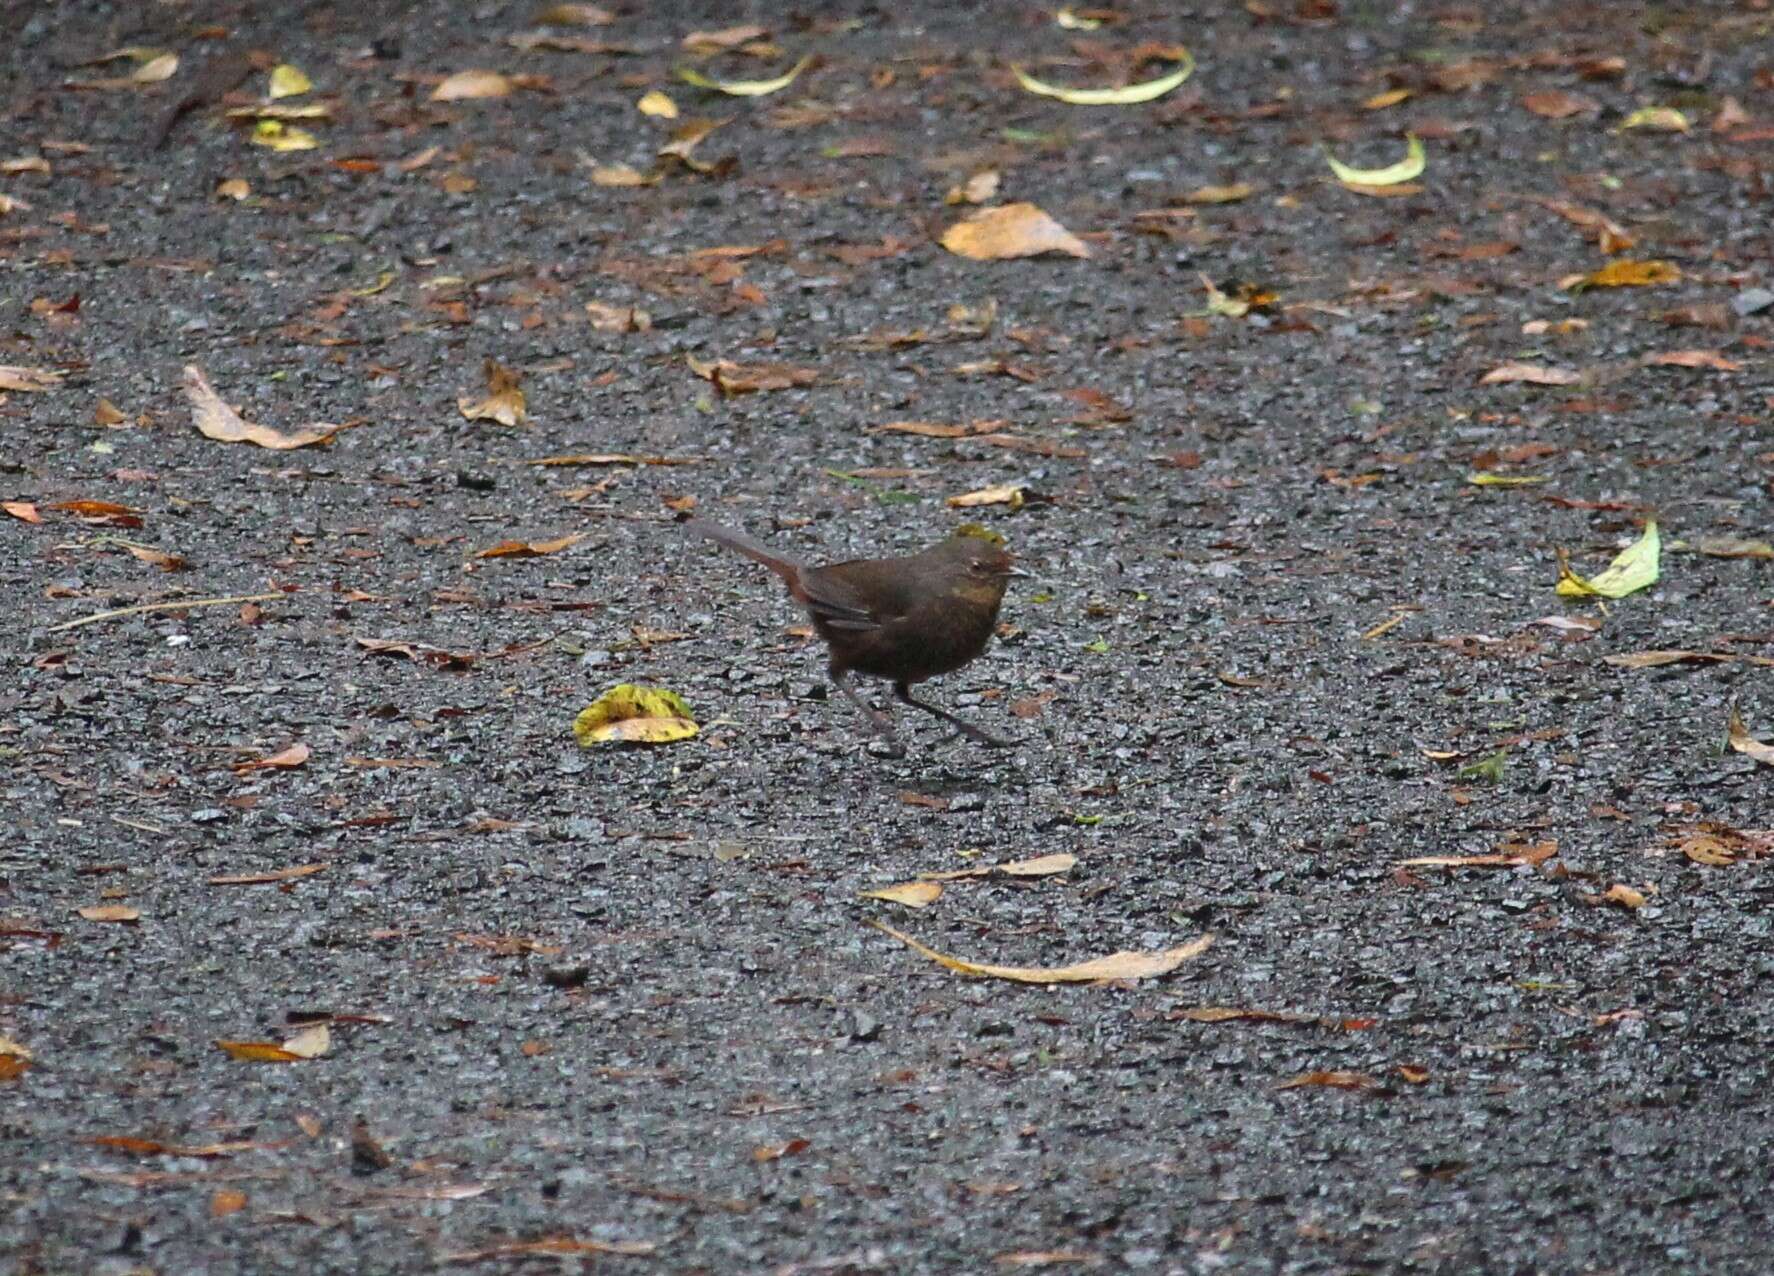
[
  {"x1": 1324, "y1": 134, "x2": 1425, "y2": 187},
  {"x1": 458, "y1": 359, "x2": 527, "y2": 425},
  {"x1": 677, "y1": 55, "x2": 812, "y2": 97},
  {"x1": 870, "y1": 921, "x2": 1212, "y2": 985},
  {"x1": 1555, "y1": 520, "x2": 1659, "y2": 599},
  {"x1": 183, "y1": 365, "x2": 336, "y2": 450},
  {"x1": 573, "y1": 684, "x2": 699, "y2": 746},
  {"x1": 1009, "y1": 49, "x2": 1194, "y2": 106},
  {"x1": 941, "y1": 202, "x2": 1090, "y2": 260},
  {"x1": 1727, "y1": 707, "x2": 1774, "y2": 768}
]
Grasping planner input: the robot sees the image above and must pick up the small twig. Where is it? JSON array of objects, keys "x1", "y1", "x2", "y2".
[{"x1": 46, "y1": 591, "x2": 284, "y2": 633}]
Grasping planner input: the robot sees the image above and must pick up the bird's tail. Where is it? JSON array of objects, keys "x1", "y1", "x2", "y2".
[{"x1": 682, "y1": 519, "x2": 804, "y2": 584}]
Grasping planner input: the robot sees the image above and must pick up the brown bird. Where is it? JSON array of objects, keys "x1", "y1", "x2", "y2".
[{"x1": 685, "y1": 520, "x2": 1024, "y2": 755}]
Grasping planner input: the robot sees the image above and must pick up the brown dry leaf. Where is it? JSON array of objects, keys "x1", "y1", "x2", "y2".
[
  {"x1": 686, "y1": 357, "x2": 815, "y2": 394},
  {"x1": 1532, "y1": 197, "x2": 1633, "y2": 252},
  {"x1": 458, "y1": 359, "x2": 527, "y2": 425},
  {"x1": 93, "y1": 398, "x2": 128, "y2": 425},
  {"x1": 1602, "y1": 883, "x2": 1646, "y2": 909},
  {"x1": 231, "y1": 743, "x2": 311, "y2": 773},
  {"x1": 1276, "y1": 1070, "x2": 1381, "y2": 1091},
  {"x1": 1727, "y1": 707, "x2": 1774, "y2": 768},
  {"x1": 183, "y1": 365, "x2": 336, "y2": 450},
  {"x1": 77, "y1": 905, "x2": 141, "y2": 923},
  {"x1": 211, "y1": 1189, "x2": 248, "y2": 1218},
  {"x1": 4, "y1": 501, "x2": 42, "y2": 523},
  {"x1": 941, "y1": 203, "x2": 1090, "y2": 260},
  {"x1": 1643, "y1": 349, "x2": 1742, "y2": 372},
  {"x1": 870, "y1": 922, "x2": 1212, "y2": 985},
  {"x1": 1602, "y1": 650, "x2": 1732, "y2": 669},
  {"x1": 1684, "y1": 537, "x2": 1774, "y2": 560},
  {"x1": 683, "y1": 24, "x2": 768, "y2": 52},
  {"x1": 432, "y1": 69, "x2": 514, "y2": 101},
  {"x1": 872, "y1": 421, "x2": 969, "y2": 438},
  {"x1": 1396, "y1": 1065, "x2": 1430, "y2": 1084},
  {"x1": 658, "y1": 116, "x2": 731, "y2": 173},
  {"x1": 473, "y1": 533, "x2": 585, "y2": 559},
  {"x1": 946, "y1": 484, "x2": 1025, "y2": 510},
  {"x1": 208, "y1": 863, "x2": 329, "y2": 886},
  {"x1": 1398, "y1": 841, "x2": 1558, "y2": 869},
  {"x1": 993, "y1": 1252, "x2": 1100, "y2": 1269},
  {"x1": 1169, "y1": 1006, "x2": 1317, "y2": 1024},
  {"x1": 1568, "y1": 259, "x2": 1681, "y2": 290},
  {"x1": 0, "y1": 365, "x2": 63, "y2": 392},
  {"x1": 860, "y1": 881, "x2": 943, "y2": 908},
  {"x1": 0, "y1": 156, "x2": 50, "y2": 175},
  {"x1": 440, "y1": 1237, "x2": 657, "y2": 1263},
  {"x1": 122, "y1": 543, "x2": 183, "y2": 575},
  {"x1": 973, "y1": 433, "x2": 1086, "y2": 459},
  {"x1": 524, "y1": 453, "x2": 700, "y2": 467},
  {"x1": 0, "y1": 1056, "x2": 30, "y2": 1083},
  {"x1": 586, "y1": 301, "x2": 652, "y2": 332},
  {"x1": 216, "y1": 1023, "x2": 329, "y2": 1063},
  {"x1": 1480, "y1": 362, "x2": 1581, "y2": 386},
  {"x1": 997, "y1": 853, "x2": 1077, "y2": 877},
  {"x1": 534, "y1": 3, "x2": 615, "y2": 25},
  {"x1": 1521, "y1": 90, "x2": 1599, "y2": 118}
]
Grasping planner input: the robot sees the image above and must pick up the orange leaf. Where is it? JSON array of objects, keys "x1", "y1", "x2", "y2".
[
  {"x1": 1643, "y1": 349, "x2": 1742, "y2": 372},
  {"x1": 1276, "y1": 1069, "x2": 1381, "y2": 1091},
  {"x1": 941, "y1": 203, "x2": 1091, "y2": 260}
]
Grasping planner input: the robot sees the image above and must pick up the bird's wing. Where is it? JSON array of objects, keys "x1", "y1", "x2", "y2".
[{"x1": 798, "y1": 575, "x2": 881, "y2": 631}]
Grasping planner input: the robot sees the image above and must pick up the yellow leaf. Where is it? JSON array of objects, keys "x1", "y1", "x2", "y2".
[
  {"x1": 1183, "y1": 182, "x2": 1254, "y2": 204},
  {"x1": 268, "y1": 64, "x2": 312, "y2": 99},
  {"x1": 1054, "y1": 8, "x2": 1103, "y2": 29},
  {"x1": 860, "y1": 881, "x2": 943, "y2": 908},
  {"x1": 946, "y1": 483, "x2": 1025, "y2": 509},
  {"x1": 677, "y1": 55, "x2": 812, "y2": 97},
  {"x1": 1727, "y1": 706, "x2": 1774, "y2": 768},
  {"x1": 1569, "y1": 259, "x2": 1681, "y2": 290},
  {"x1": 533, "y1": 3, "x2": 615, "y2": 24},
  {"x1": 1618, "y1": 106, "x2": 1689, "y2": 133},
  {"x1": 870, "y1": 922, "x2": 1213, "y2": 984},
  {"x1": 1467, "y1": 472, "x2": 1549, "y2": 486},
  {"x1": 941, "y1": 202, "x2": 1090, "y2": 260},
  {"x1": 250, "y1": 121, "x2": 320, "y2": 151},
  {"x1": 432, "y1": 69, "x2": 514, "y2": 101},
  {"x1": 573, "y1": 684, "x2": 699, "y2": 746},
  {"x1": 183, "y1": 365, "x2": 336, "y2": 450},
  {"x1": 1362, "y1": 88, "x2": 1412, "y2": 109},
  {"x1": 214, "y1": 177, "x2": 251, "y2": 200},
  {"x1": 217, "y1": 1041, "x2": 300, "y2": 1062},
  {"x1": 590, "y1": 163, "x2": 658, "y2": 187},
  {"x1": 1009, "y1": 49, "x2": 1194, "y2": 106},
  {"x1": 457, "y1": 359, "x2": 527, "y2": 426},
  {"x1": 1601, "y1": 883, "x2": 1646, "y2": 909},
  {"x1": 1555, "y1": 521, "x2": 1660, "y2": 599},
  {"x1": 1324, "y1": 133, "x2": 1425, "y2": 187},
  {"x1": 637, "y1": 89, "x2": 678, "y2": 118}
]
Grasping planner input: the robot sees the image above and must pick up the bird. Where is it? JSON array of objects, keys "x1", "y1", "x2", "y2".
[{"x1": 684, "y1": 519, "x2": 1024, "y2": 755}]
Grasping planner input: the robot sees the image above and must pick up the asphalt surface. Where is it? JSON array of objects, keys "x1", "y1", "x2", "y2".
[{"x1": 4, "y1": 2, "x2": 1773, "y2": 1272}]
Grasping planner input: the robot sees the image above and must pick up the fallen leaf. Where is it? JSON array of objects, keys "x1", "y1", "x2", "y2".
[
  {"x1": 1183, "y1": 182, "x2": 1254, "y2": 204},
  {"x1": 457, "y1": 359, "x2": 527, "y2": 425},
  {"x1": 1168, "y1": 1006, "x2": 1317, "y2": 1024},
  {"x1": 216, "y1": 1023, "x2": 329, "y2": 1063},
  {"x1": 870, "y1": 922, "x2": 1212, "y2": 985},
  {"x1": 686, "y1": 357, "x2": 815, "y2": 394},
  {"x1": 534, "y1": 3, "x2": 615, "y2": 24},
  {"x1": 1567, "y1": 259, "x2": 1681, "y2": 290},
  {"x1": 945, "y1": 170, "x2": 1001, "y2": 205},
  {"x1": 860, "y1": 881, "x2": 943, "y2": 908},
  {"x1": 1556, "y1": 520, "x2": 1659, "y2": 599},
  {"x1": 998, "y1": 853, "x2": 1077, "y2": 877},
  {"x1": 1643, "y1": 349, "x2": 1742, "y2": 372},
  {"x1": 1532, "y1": 197, "x2": 1634, "y2": 253},
  {"x1": 1680, "y1": 536, "x2": 1773, "y2": 559},
  {"x1": 637, "y1": 89, "x2": 678, "y2": 118},
  {"x1": 250, "y1": 120, "x2": 320, "y2": 151},
  {"x1": 1602, "y1": 883, "x2": 1646, "y2": 909},
  {"x1": 0, "y1": 365, "x2": 63, "y2": 392},
  {"x1": 440, "y1": 1237, "x2": 656, "y2": 1264},
  {"x1": 1276, "y1": 1070, "x2": 1381, "y2": 1091},
  {"x1": 432, "y1": 69, "x2": 514, "y2": 101},
  {"x1": 657, "y1": 116, "x2": 731, "y2": 173},
  {"x1": 1324, "y1": 133, "x2": 1425, "y2": 187},
  {"x1": 1602, "y1": 650, "x2": 1731, "y2": 669},
  {"x1": 1398, "y1": 841, "x2": 1558, "y2": 869},
  {"x1": 3, "y1": 501, "x2": 42, "y2": 523},
  {"x1": 993, "y1": 1252, "x2": 1101, "y2": 1269},
  {"x1": 211, "y1": 1189, "x2": 248, "y2": 1217},
  {"x1": 281, "y1": 1024, "x2": 331, "y2": 1058},
  {"x1": 230, "y1": 743, "x2": 310, "y2": 773},
  {"x1": 678, "y1": 55, "x2": 812, "y2": 97},
  {"x1": 183, "y1": 365, "x2": 335, "y2": 450},
  {"x1": 207, "y1": 863, "x2": 329, "y2": 886},
  {"x1": 682, "y1": 25, "x2": 768, "y2": 52},
  {"x1": 585, "y1": 301, "x2": 652, "y2": 332},
  {"x1": 1727, "y1": 707, "x2": 1774, "y2": 768},
  {"x1": 941, "y1": 203, "x2": 1090, "y2": 260},
  {"x1": 573, "y1": 684, "x2": 699, "y2": 746},
  {"x1": 1009, "y1": 49, "x2": 1194, "y2": 106},
  {"x1": 872, "y1": 421, "x2": 969, "y2": 438},
  {"x1": 1479, "y1": 362, "x2": 1581, "y2": 386},
  {"x1": 1468, "y1": 472, "x2": 1549, "y2": 486},
  {"x1": 1363, "y1": 88, "x2": 1411, "y2": 109},
  {"x1": 473, "y1": 533, "x2": 585, "y2": 559},
  {"x1": 76, "y1": 905, "x2": 141, "y2": 923},
  {"x1": 1618, "y1": 106, "x2": 1689, "y2": 132},
  {"x1": 946, "y1": 483, "x2": 1025, "y2": 510},
  {"x1": 1521, "y1": 90, "x2": 1599, "y2": 118},
  {"x1": 268, "y1": 64, "x2": 312, "y2": 99}
]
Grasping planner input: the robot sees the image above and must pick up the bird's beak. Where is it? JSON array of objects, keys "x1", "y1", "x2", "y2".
[{"x1": 1003, "y1": 565, "x2": 1032, "y2": 579}]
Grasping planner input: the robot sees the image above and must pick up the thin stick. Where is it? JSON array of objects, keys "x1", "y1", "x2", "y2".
[{"x1": 46, "y1": 591, "x2": 284, "y2": 633}]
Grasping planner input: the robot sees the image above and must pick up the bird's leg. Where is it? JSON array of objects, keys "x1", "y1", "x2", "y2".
[
  {"x1": 893, "y1": 682, "x2": 1014, "y2": 749},
  {"x1": 830, "y1": 667, "x2": 904, "y2": 756}
]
